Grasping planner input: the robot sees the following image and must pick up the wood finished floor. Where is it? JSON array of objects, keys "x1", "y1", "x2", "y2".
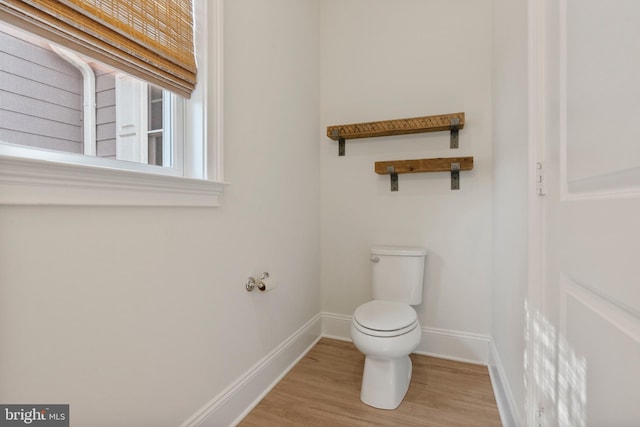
[{"x1": 239, "y1": 338, "x2": 502, "y2": 426}]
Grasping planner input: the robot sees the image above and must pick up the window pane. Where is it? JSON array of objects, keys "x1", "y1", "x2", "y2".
[
  {"x1": 149, "y1": 87, "x2": 163, "y2": 131},
  {"x1": 0, "y1": 22, "x2": 179, "y2": 169},
  {"x1": 148, "y1": 134, "x2": 163, "y2": 166},
  {"x1": 0, "y1": 24, "x2": 83, "y2": 154}
]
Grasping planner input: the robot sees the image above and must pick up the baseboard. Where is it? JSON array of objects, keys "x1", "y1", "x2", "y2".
[
  {"x1": 180, "y1": 313, "x2": 322, "y2": 427},
  {"x1": 488, "y1": 340, "x2": 522, "y2": 427},
  {"x1": 320, "y1": 312, "x2": 491, "y2": 365},
  {"x1": 321, "y1": 312, "x2": 353, "y2": 341},
  {"x1": 415, "y1": 326, "x2": 490, "y2": 365}
]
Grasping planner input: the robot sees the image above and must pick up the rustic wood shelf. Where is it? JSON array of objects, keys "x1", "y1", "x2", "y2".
[
  {"x1": 375, "y1": 157, "x2": 473, "y2": 175},
  {"x1": 375, "y1": 157, "x2": 474, "y2": 191},
  {"x1": 327, "y1": 112, "x2": 465, "y2": 156}
]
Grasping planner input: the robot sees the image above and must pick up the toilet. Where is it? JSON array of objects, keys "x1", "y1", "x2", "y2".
[{"x1": 350, "y1": 245, "x2": 427, "y2": 410}]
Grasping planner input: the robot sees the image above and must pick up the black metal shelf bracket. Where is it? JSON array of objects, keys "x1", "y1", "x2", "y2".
[
  {"x1": 451, "y1": 162, "x2": 460, "y2": 190},
  {"x1": 330, "y1": 129, "x2": 346, "y2": 156},
  {"x1": 387, "y1": 166, "x2": 399, "y2": 191},
  {"x1": 450, "y1": 117, "x2": 460, "y2": 149}
]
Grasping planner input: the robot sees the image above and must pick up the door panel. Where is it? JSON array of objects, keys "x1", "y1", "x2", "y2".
[
  {"x1": 561, "y1": 276, "x2": 640, "y2": 426},
  {"x1": 540, "y1": 0, "x2": 640, "y2": 425},
  {"x1": 565, "y1": 0, "x2": 640, "y2": 190}
]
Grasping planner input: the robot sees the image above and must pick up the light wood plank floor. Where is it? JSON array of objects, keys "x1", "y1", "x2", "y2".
[{"x1": 239, "y1": 338, "x2": 502, "y2": 426}]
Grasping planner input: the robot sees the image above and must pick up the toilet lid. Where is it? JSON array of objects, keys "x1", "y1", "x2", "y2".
[{"x1": 353, "y1": 300, "x2": 418, "y2": 333}]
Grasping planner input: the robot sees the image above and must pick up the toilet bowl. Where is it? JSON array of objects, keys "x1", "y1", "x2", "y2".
[
  {"x1": 350, "y1": 299, "x2": 422, "y2": 410},
  {"x1": 350, "y1": 246, "x2": 427, "y2": 409}
]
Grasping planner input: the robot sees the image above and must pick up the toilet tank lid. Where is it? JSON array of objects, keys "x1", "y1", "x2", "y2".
[{"x1": 371, "y1": 246, "x2": 427, "y2": 256}]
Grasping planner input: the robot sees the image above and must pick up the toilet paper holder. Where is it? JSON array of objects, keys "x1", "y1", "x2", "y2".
[{"x1": 245, "y1": 272, "x2": 270, "y2": 292}]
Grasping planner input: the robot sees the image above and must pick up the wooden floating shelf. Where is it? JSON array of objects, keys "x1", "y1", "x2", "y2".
[
  {"x1": 327, "y1": 112, "x2": 465, "y2": 156},
  {"x1": 327, "y1": 113, "x2": 465, "y2": 140},
  {"x1": 375, "y1": 157, "x2": 474, "y2": 191},
  {"x1": 374, "y1": 157, "x2": 473, "y2": 175}
]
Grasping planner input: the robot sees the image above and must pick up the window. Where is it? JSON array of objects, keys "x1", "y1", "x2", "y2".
[
  {"x1": 113, "y1": 71, "x2": 178, "y2": 168},
  {"x1": 0, "y1": 24, "x2": 178, "y2": 168},
  {"x1": 0, "y1": 0, "x2": 224, "y2": 206}
]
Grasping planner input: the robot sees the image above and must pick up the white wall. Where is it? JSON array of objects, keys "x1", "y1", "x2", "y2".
[
  {"x1": 320, "y1": 0, "x2": 493, "y2": 339},
  {"x1": 0, "y1": 1, "x2": 321, "y2": 426},
  {"x1": 491, "y1": 0, "x2": 529, "y2": 424}
]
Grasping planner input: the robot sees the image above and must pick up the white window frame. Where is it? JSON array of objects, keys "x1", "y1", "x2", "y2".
[{"x1": 0, "y1": 0, "x2": 225, "y2": 207}]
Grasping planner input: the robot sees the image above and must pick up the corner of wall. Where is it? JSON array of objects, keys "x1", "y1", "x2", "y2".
[{"x1": 488, "y1": 339, "x2": 523, "y2": 427}]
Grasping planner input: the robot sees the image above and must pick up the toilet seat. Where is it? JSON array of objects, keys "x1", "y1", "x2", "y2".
[{"x1": 353, "y1": 300, "x2": 418, "y2": 337}]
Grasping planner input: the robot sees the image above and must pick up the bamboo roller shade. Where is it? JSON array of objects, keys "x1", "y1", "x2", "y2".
[
  {"x1": 375, "y1": 157, "x2": 474, "y2": 174},
  {"x1": 327, "y1": 113, "x2": 465, "y2": 140},
  {"x1": 0, "y1": 0, "x2": 196, "y2": 98}
]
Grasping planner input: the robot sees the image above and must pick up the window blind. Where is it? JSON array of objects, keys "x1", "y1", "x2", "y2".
[{"x1": 0, "y1": 0, "x2": 197, "y2": 98}]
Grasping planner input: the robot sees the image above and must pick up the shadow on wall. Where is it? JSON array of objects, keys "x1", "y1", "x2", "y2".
[
  {"x1": 422, "y1": 251, "x2": 443, "y2": 321},
  {"x1": 525, "y1": 301, "x2": 587, "y2": 427}
]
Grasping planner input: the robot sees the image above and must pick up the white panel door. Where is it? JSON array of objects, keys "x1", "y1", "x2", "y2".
[{"x1": 537, "y1": 0, "x2": 640, "y2": 425}]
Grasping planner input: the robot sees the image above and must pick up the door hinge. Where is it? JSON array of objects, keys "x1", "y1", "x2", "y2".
[
  {"x1": 536, "y1": 407, "x2": 545, "y2": 427},
  {"x1": 536, "y1": 161, "x2": 546, "y2": 195}
]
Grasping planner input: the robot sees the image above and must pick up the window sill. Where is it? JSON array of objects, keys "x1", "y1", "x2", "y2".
[{"x1": 0, "y1": 155, "x2": 226, "y2": 207}]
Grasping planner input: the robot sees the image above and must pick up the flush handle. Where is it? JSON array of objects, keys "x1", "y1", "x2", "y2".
[{"x1": 370, "y1": 256, "x2": 380, "y2": 263}]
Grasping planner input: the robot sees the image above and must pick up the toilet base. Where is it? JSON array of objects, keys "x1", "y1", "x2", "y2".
[{"x1": 360, "y1": 355, "x2": 413, "y2": 410}]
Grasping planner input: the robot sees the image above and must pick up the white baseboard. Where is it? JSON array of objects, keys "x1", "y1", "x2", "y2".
[
  {"x1": 488, "y1": 340, "x2": 522, "y2": 427},
  {"x1": 415, "y1": 326, "x2": 490, "y2": 365},
  {"x1": 321, "y1": 312, "x2": 352, "y2": 341},
  {"x1": 180, "y1": 313, "x2": 322, "y2": 427},
  {"x1": 321, "y1": 311, "x2": 490, "y2": 365}
]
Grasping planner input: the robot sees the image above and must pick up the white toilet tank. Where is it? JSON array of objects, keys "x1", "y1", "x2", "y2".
[{"x1": 370, "y1": 246, "x2": 427, "y2": 305}]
